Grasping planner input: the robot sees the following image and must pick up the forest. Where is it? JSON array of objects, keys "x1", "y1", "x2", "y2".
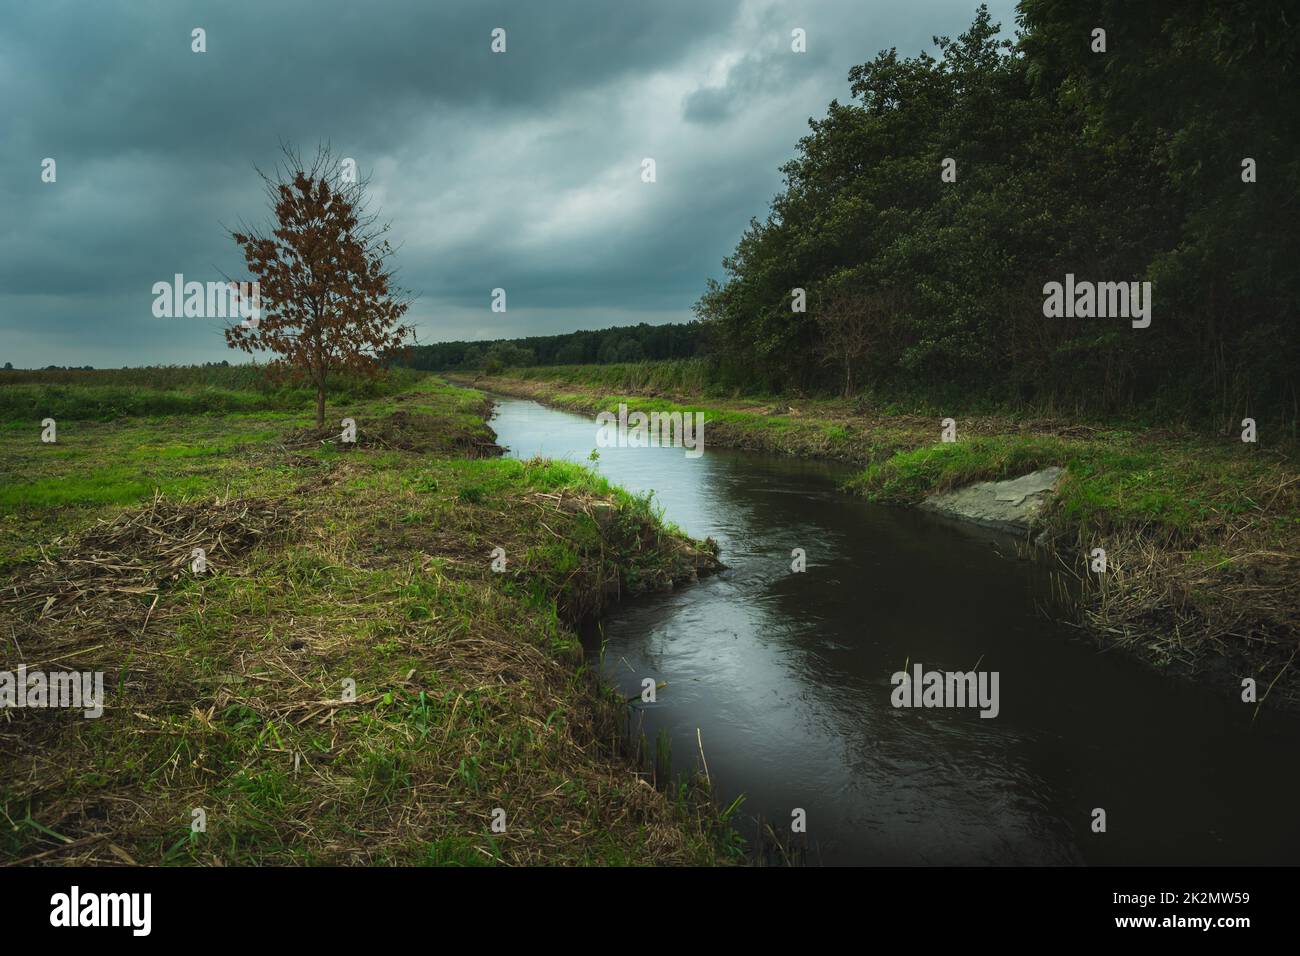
[
  {"x1": 692, "y1": 1, "x2": 1299, "y2": 423},
  {"x1": 402, "y1": 321, "x2": 704, "y2": 372}
]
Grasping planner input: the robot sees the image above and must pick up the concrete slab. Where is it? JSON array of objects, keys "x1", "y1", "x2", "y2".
[{"x1": 919, "y1": 466, "x2": 1064, "y2": 534}]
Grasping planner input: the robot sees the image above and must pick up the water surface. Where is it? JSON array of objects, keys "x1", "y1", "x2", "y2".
[{"x1": 489, "y1": 395, "x2": 1300, "y2": 865}]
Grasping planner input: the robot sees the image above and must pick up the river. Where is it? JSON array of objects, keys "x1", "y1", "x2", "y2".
[{"x1": 488, "y1": 395, "x2": 1300, "y2": 865}]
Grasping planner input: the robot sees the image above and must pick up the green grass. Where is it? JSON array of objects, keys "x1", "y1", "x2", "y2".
[
  {"x1": 0, "y1": 365, "x2": 426, "y2": 421},
  {"x1": 0, "y1": 373, "x2": 736, "y2": 867},
  {"x1": 0, "y1": 415, "x2": 295, "y2": 525},
  {"x1": 0, "y1": 470, "x2": 214, "y2": 509},
  {"x1": 845, "y1": 431, "x2": 1289, "y2": 541},
  {"x1": 845, "y1": 436, "x2": 1070, "y2": 503}
]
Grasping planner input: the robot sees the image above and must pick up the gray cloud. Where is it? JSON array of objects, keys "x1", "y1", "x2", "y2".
[{"x1": 0, "y1": 0, "x2": 1015, "y2": 367}]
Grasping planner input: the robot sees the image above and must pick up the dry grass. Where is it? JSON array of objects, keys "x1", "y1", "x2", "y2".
[
  {"x1": 1, "y1": 379, "x2": 736, "y2": 866},
  {"x1": 2, "y1": 495, "x2": 297, "y2": 631},
  {"x1": 1069, "y1": 532, "x2": 1300, "y2": 707},
  {"x1": 284, "y1": 408, "x2": 503, "y2": 456}
]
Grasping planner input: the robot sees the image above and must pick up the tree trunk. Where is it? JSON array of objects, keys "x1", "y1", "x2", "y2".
[{"x1": 315, "y1": 383, "x2": 325, "y2": 428}]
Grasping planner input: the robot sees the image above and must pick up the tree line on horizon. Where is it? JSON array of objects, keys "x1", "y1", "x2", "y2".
[{"x1": 401, "y1": 321, "x2": 705, "y2": 373}]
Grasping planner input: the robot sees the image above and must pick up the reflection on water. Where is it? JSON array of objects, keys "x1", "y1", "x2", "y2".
[{"x1": 489, "y1": 396, "x2": 1300, "y2": 865}]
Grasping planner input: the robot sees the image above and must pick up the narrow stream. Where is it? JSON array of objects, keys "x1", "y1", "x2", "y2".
[{"x1": 489, "y1": 395, "x2": 1300, "y2": 866}]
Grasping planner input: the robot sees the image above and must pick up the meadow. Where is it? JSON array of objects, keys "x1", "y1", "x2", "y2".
[
  {"x1": 0, "y1": 365, "x2": 425, "y2": 423},
  {"x1": 0, "y1": 367, "x2": 739, "y2": 865}
]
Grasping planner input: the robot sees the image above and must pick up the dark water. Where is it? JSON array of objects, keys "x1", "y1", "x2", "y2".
[{"x1": 489, "y1": 396, "x2": 1300, "y2": 866}]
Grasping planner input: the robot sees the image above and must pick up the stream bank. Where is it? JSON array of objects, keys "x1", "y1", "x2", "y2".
[
  {"x1": 483, "y1": 390, "x2": 1300, "y2": 865},
  {"x1": 453, "y1": 371, "x2": 1300, "y2": 712}
]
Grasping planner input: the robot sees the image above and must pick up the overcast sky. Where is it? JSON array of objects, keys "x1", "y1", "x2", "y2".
[{"x1": 1, "y1": 0, "x2": 1015, "y2": 368}]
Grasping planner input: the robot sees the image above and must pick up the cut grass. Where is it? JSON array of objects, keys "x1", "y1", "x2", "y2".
[{"x1": 0, "y1": 374, "x2": 735, "y2": 866}]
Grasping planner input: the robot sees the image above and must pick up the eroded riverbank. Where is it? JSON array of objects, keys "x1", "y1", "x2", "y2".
[
  {"x1": 486, "y1": 391, "x2": 1300, "y2": 865},
  {"x1": 458, "y1": 371, "x2": 1300, "y2": 712}
]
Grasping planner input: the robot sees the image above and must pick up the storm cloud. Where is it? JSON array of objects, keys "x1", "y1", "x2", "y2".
[{"x1": 0, "y1": 0, "x2": 1014, "y2": 366}]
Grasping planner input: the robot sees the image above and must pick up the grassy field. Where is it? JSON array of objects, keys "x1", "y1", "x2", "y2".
[
  {"x1": 0, "y1": 365, "x2": 425, "y2": 423},
  {"x1": 0, "y1": 370, "x2": 740, "y2": 865},
  {"x1": 460, "y1": 366, "x2": 1300, "y2": 709}
]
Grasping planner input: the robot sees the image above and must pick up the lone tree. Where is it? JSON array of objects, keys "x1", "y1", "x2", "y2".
[{"x1": 226, "y1": 145, "x2": 412, "y2": 426}]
